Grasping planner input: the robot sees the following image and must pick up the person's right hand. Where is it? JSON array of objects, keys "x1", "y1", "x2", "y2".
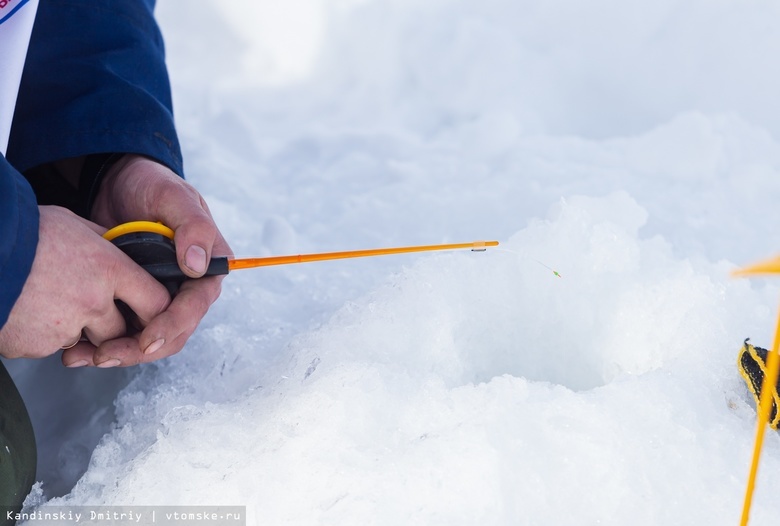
[{"x1": 0, "y1": 206, "x2": 171, "y2": 364}]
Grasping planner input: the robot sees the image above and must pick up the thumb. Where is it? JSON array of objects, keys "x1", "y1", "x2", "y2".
[{"x1": 172, "y1": 209, "x2": 218, "y2": 278}]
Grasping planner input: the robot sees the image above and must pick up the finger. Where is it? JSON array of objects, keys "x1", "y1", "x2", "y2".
[
  {"x1": 175, "y1": 220, "x2": 217, "y2": 278},
  {"x1": 92, "y1": 336, "x2": 144, "y2": 367},
  {"x1": 61, "y1": 341, "x2": 98, "y2": 368},
  {"x1": 111, "y1": 250, "x2": 172, "y2": 325},
  {"x1": 157, "y1": 186, "x2": 233, "y2": 277},
  {"x1": 150, "y1": 181, "x2": 219, "y2": 278},
  {"x1": 172, "y1": 206, "x2": 220, "y2": 278},
  {"x1": 82, "y1": 304, "x2": 127, "y2": 347},
  {"x1": 137, "y1": 275, "x2": 224, "y2": 359},
  {"x1": 89, "y1": 275, "x2": 223, "y2": 367},
  {"x1": 139, "y1": 331, "x2": 190, "y2": 365},
  {"x1": 62, "y1": 338, "x2": 141, "y2": 368}
]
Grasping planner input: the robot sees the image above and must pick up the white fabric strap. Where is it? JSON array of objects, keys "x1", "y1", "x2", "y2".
[{"x1": 0, "y1": 0, "x2": 38, "y2": 155}]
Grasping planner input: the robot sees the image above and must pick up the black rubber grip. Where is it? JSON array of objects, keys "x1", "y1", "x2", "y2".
[{"x1": 110, "y1": 231, "x2": 228, "y2": 295}]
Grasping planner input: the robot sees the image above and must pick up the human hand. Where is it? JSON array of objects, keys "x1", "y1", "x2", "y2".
[
  {"x1": 0, "y1": 206, "x2": 171, "y2": 361},
  {"x1": 63, "y1": 155, "x2": 232, "y2": 367}
]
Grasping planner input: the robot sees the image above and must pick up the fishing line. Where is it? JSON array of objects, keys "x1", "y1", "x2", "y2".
[{"x1": 493, "y1": 247, "x2": 562, "y2": 278}]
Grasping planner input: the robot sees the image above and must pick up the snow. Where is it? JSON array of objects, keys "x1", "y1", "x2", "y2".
[{"x1": 7, "y1": 0, "x2": 780, "y2": 523}]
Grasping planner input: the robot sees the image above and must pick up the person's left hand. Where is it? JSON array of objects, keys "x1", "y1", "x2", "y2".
[{"x1": 61, "y1": 155, "x2": 233, "y2": 367}]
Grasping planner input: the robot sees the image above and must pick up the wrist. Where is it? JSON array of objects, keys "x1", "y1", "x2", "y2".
[{"x1": 81, "y1": 153, "x2": 125, "y2": 222}]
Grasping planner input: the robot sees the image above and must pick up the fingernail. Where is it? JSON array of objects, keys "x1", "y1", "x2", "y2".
[
  {"x1": 144, "y1": 338, "x2": 165, "y2": 355},
  {"x1": 185, "y1": 245, "x2": 208, "y2": 274},
  {"x1": 97, "y1": 359, "x2": 121, "y2": 368},
  {"x1": 66, "y1": 360, "x2": 89, "y2": 368}
]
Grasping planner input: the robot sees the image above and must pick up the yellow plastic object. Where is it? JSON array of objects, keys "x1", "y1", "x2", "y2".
[
  {"x1": 102, "y1": 221, "x2": 175, "y2": 242},
  {"x1": 734, "y1": 256, "x2": 780, "y2": 525},
  {"x1": 732, "y1": 255, "x2": 780, "y2": 278},
  {"x1": 227, "y1": 240, "x2": 500, "y2": 271}
]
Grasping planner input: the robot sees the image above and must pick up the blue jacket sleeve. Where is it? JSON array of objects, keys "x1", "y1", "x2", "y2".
[
  {"x1": 1, "y1": 0, "x2": 181, "y2": 331},
  {"x1": 0, "y1": 155, "x2": 39, "y2": 330},
  {"x1": 5, "y1": 0, "x2": 183, "y2": 177}
]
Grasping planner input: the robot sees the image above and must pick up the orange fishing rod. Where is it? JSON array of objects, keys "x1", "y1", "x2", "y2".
[
  {"x1": 227, "y1": 240, "x2": 498, "y2": 270},
  {"x1": 104, "y1": 221, "x2": 498, "y2": 293}
]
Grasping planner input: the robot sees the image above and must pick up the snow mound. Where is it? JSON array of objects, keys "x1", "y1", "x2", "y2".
[{"x1": 41, "y1": 193, "x2": 780, "y2": 524}]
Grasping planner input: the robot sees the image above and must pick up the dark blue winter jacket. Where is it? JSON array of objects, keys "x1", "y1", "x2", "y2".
[{"x1": 0, "y1": 0, "x2": 183, "y2": 330}]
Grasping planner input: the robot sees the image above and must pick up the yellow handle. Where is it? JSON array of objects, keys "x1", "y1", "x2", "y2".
[{"x1": 102, "y1": 221, "x2": 175, "y2": 242}]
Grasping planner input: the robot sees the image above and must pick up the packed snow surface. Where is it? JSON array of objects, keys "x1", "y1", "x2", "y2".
[{"x1": 8, "y1": 0, "x2": 780, "y2": 524}]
